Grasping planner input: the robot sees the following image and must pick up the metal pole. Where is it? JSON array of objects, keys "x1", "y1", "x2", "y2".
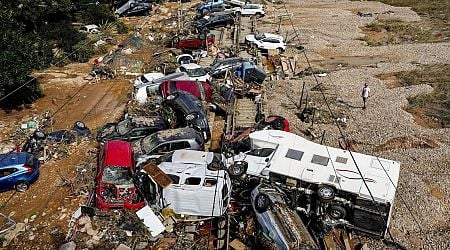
[
  {"x1": 320, "y1": 130, "x2": 326, "y2": 144},
  {"x1": 299, "y1": 81, "x2": 305, "y2": 109},
  {"x1": 311, "y1": 107, "x2": 316, "y2": 128}
]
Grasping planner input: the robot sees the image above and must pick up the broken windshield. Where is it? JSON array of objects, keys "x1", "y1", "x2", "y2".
[{"x1": 101, "y1": 167, "x2": 133, "y2": 185}]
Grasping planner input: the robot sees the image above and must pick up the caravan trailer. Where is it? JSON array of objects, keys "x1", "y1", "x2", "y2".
[{"x1": 230, "y1": 130, "x2": 400, "y2": 237}]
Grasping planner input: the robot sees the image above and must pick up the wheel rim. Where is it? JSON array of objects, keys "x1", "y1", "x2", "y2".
[
  {"x1": 231, "y1": 163, "x2": 242, "y2": 175},
  {"x1": 318, "y1": 187, "x2": 334, "y2": 199},
  {"x1": 330, "y1": 210, "x2": 341, "y2": 218},
  {"x1": 257, "y1": 195, "x2": 266, "y2": 208},
  {"x1": 16, "y1": 183, "x2": 28, "y2": 192}
]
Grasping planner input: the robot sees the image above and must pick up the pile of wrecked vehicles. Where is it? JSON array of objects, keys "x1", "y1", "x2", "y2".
[{"x1": 4, "y1": 0, "x2": 402, "y2": 249}]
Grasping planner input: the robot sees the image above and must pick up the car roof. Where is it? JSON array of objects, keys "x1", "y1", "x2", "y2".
[
  {"x1": 0, "y1": 152, "x2": 30, "y2": 168},
  {"x1": 103, "y1": 140, "x2": 133, "y2": 167},
  {"x1": 158, "y1": 162, "x2": 226, "y2": 179},
  {"x1": 171, "y1": 150, "x2": 214, "y2": 164},
  {"x1": 154, "y1": 127, "x2": 203, "y2": 142},
  {"x1": 180, "y1": 63, "x2": 202, "y2": 70},
  {"x1": 131, "y1": 116, "x2": 166, "y2": 127}
]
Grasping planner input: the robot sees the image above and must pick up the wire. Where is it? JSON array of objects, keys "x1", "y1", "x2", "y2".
[{"x1": 278, "y1": 3, "x2": 428, "y2": 249}]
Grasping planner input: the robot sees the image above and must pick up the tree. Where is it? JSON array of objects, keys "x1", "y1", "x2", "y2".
[{"x1": 0, "y1": 9, "x2": 42, "y2": 108}]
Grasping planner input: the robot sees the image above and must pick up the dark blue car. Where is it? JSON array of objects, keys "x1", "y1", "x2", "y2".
[{"x1": 0, "y1": 152, "x2": 40, "y2": 192}]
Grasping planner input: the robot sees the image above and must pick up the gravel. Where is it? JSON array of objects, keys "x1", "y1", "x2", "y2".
[{"x1": 261, "y1": 0, "x2": 450, "y2": 248}]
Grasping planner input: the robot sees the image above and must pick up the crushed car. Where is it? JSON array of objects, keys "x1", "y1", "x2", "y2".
[
  {"x1": 251, "y1": 184, "x2": 319, "y2": 250},
  {"x1": 96, "y1": 116, "x2": 168, "y2": 142},
  {"x1": 171, "y1": 33, "x2": 215, "y2": 50},
  {"x1": 162, "y1": 91, "x2": 211, "y2": 141},
  {"x1": 96, "y1": 140, "x2": 144, "y2": 210},
  {"x1": 133, "y1": 72, "x2": 189, "y2": 104},
  {"x1": 134, "y1": 150, "x2": 231, "y2": 216},
  {"x1": 115, "y1": 0, "x2": 152, "y2": 17},
  {"x1": 175, "y1": 63, "x2": 212, "y2": 82}
]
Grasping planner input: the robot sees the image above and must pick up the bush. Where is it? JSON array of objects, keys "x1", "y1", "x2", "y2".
[
  {"x1": 70, "y1": 40, "x2": 95, "y2": 63},
  {"x1": 116, "y1": 22, "x2": 129, "y2": 34}
]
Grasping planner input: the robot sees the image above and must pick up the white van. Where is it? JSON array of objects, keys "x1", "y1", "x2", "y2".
[
  {"x1": 135, "y1": 150, "x2": 231, "y2": 217},
  {"x1": 228, "y1": 130, "x2": 401, "y2": 237}
]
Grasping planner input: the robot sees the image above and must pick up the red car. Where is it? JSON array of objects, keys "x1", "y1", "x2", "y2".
[
  {"x1": 159, "y1": 80, "x2": 213, "y2": 103},
  {"x1": 171, "y1": 33, "x2": 215, "y2": 50},
  {"x1": 96, "y1": 140, "x2": 144, "y2": 210}
]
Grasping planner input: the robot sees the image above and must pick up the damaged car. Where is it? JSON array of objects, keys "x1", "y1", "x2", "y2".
[
  {"x1": 96, "y1": 140, "x2": 144, "y2": 210},
  {"x1": 159, "y1": 80, "x2": 213, "y2": 103},
  {"x1": 134, "y1": 153, "x2": 231, "y2": 216},
  {"x1": 133, "y1": 72, "x2": 190, "y2": 104},
  {"x1": 96, "y1": 116, "x2": 168, "y2": 142},
  {"x1": 162, "y1": 91, "x2": 211, "y2": 141},
  {"x1": 251, "y1": 184, "x2": 318, "y2": 250}
]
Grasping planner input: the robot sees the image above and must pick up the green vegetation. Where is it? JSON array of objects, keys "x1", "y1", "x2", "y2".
[
  {"x1": 0, "y1": 1, "x2": 125, "y2": 108},
  {"x1": 361, "y1": 19, "x2": 435, "y2": 46},
  {"x1": 356, "y1": 0, "x2": 449, "y2": 45},
  {"x1": 378, "y1": 65, "x2": 450, "y2": 128}
]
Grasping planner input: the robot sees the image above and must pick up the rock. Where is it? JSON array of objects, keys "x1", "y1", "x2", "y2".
[
  {"x1": 115, "y1": 244, "x2": 131, "y2": 250},
  {"x1": 30, "y1": 215, "x2": 37, "y2": 222},
  {"x1": 24, "y1": 218, "x2": 29, "y2": 224},
  {"x1": 2, "y1": 223, "x2": 26, "y2": 247},
  {"x1": 9, "y1": 211, "x2": 15, "y2": 217},
  {"x1": 59, "y1": 241, "x2": 76, "y2": 250}
]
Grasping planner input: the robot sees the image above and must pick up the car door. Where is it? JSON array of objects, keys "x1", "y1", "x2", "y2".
[
  {"x1": 0, "y1": 168, "x2": 19, "y2": 192},
  {"x1": 244, "y1": 148, "x2": 274, "y2": 175}
]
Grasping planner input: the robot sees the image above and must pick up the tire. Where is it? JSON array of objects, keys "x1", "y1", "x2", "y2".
[
  {"x1": 15, "y1": 181, "x2": 29, "y2": 192},
  {"x1": 254, "y1": 193, "x2": 271, "y2": 213},
  {"x1": 33, "y1": 130, "x2": 46, "y2": 140},
  {"x1": 328, "y1": 205, "x2": 347, "y2": 220},
  {"x1": 277, "y1": 48, "x2": 284, "y2": 54},
  {"x1": 256, "y1": 13, "x2": 264, "y2": 18},
  {"x1": 317, "y1": 185, "x2": 335, "y2": 201},
  {"x1": 255, "y1": 113, "x2": 265, "y2": 123},
  {"x1": 198, "y1": 33, "x2": 206, "y2": 40},
  {"x1": 172, "y1": 36, "x2": 180, "y2": 45},
  {"x1": 74, "y1": 121, "x2": 86, "y2": 130},
  {"x1": 228, "y1": 161, "x2": 247, "y2": 177}
]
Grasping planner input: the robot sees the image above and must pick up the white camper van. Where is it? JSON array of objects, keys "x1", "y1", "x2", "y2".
[
  {"x1": 228, "y1": 130, "x2": 400, "y2": 237},
  {"x1": 135, "y1": 150, "x2": 231, "y2": 217}
]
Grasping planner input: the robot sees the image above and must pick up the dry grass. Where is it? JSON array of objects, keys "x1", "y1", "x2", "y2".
[
  {"x1": 378, "y1": 65, "x2": 450, "y2": 128},
  {"x1": 355, "y1": 0, "x2": 449, "y2": 45}
]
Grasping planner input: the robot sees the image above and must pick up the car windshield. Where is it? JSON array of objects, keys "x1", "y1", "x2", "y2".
[
  {"x1": 185, "y1": 67, "x2": 207, "y2": 77},
  {"x1": 140, "y1": 75, "x2": 150, "y2": 83},
  {"x1": 117, "y1": 120, "x2": 131, "y2": 135},
  {"x1": 141, "y1": 133, "x2": 158, "y2": 154},
  {"x1": 254, "y1": 34, "x2": 266, "y2": 40},
  {"x1": 101, "y1": 167, "x2": 133, "y2": 185}
]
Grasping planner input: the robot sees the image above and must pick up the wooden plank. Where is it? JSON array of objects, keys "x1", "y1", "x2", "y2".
[
  {"x1": 142, "y1": 162, "x2": 172, "y2": 188},
  {"x1": 229, "y1": 239, "x2": 248, "y2": 250},
  {"x1": 323, "y1": 234, "x2": 336, "y2": 250}
]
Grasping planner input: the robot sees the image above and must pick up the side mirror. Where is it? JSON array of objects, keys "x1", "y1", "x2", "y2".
[{"x1": 265, "y1": 158, "x2": 269, "y2": 162}]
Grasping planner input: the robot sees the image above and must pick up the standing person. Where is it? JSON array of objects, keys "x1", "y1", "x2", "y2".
[{"x1": 361, "y1": 83, "x2": 371, "y2": 109}]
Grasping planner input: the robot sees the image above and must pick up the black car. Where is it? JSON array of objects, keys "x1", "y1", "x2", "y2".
[
  {"x1": 96, "y1": 116, "x2": 168, "y2": 142},
  {"x1": 162, "y1": 91, "x2": 211, "y2": 141},
  {"x1": 209, "y1": 57, "x2": 247, "y2": 78},
  {"x1": 194, "y1": 13, "x2": 235, "y2": 32}
]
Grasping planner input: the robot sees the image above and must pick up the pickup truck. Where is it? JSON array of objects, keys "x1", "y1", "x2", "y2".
[{"x1": 196, "y1": 0, "x2": 224, "y2": 12}]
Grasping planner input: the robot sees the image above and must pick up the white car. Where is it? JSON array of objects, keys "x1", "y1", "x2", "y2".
[
  {"x1": 245, "y1": 33, "x2": 286, "y2": 52},
  {"x1": 79, "y1": 24, "x2": 100, "y2": 34},
  {"x1": 133, "y1": 72, "x2": 189, "y2": 104},
  {"x1": 232, "y1": 4, "x2": 265, "y2": 16},
  {"x1": 176, "y1": 63, "x2": 211, "y2": 82}
]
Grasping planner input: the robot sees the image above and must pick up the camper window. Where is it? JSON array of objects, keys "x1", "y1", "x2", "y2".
[
  {"x1": 185, "y1": 177, "x2": 202, "y2": 185},
  {"x1": 311, "y1": 155, "x2": 329, "y2": 166},
  {"x1": 167, "y1": 174, "x2": 180, "y2": 184},
  {"x1": 204, "y1": 178, "x2": 218, "y2": 187},
  {"x1": 285, "y1": 149, "x2": 304, "y2": 161},
  {"x1": 335, "y1": 156, "x2": 348, "y2": 164}
]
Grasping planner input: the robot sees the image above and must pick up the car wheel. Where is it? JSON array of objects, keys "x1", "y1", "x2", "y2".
[
  {"x1": 74, "y1": 121, "x2": 86, "y2": 130},
  {"x1": 278, "y1": 48, "x2": 284, "y2": 54},
  {"x1": 15, "y1": 182, "x2": 29, "y2": 192},
  {"x1": 254, "y1": 193, "x2": 271, "y2": 213},
  {"x1": 256, "y1": 13, "x2": 264, "y2": 18},
  {"x1": 317, "y1": 185, "x2": 335, "y2": 201},
  {"x1": 328, "y1": 205, "x2": 347, "y2": 220},
  {"x1": 255, "y1": 113, "x2": 265, "y2": 123},
  {"x1": 33, "y1": 130, "x2": 46, "y2": 140},
  {"x1": 228, "y1": 161, "x2": 247, "y2": 177},
  {"x1": 198, "y1": 33, "x2": 206, "y2": 40},
  {"x1": 172, "y1": 36, "x2": 180, "y2": 45}
]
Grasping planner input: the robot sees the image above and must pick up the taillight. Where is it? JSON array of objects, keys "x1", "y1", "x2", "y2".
[{"x1": 24, "y1": 166, "x2": 33, "y2": 173}]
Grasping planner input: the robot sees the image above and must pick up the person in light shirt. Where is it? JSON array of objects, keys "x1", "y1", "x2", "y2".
[{"x1": 361, "y1": 83, "x2": 371, "y2": 109}]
